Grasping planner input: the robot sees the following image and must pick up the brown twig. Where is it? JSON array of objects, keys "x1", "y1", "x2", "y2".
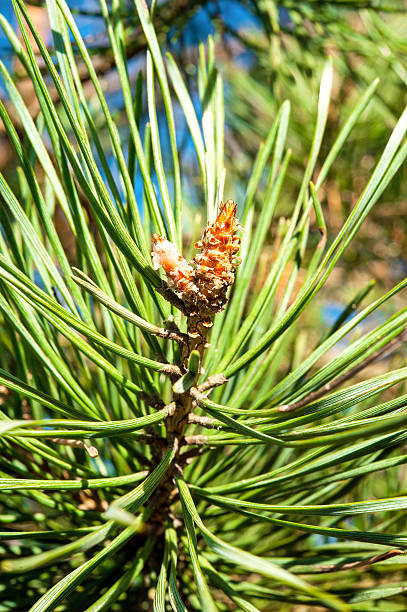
[
  {"x1": 140, "y1": 392, "x2": 166, "y2": 411},
  {"x1": 161, "y1": 364, "x2": 183, "y2": 378},
  {"x1": 158, "y1": 316, "x2": 189, "y2": 345},
  {"x1": 183, "y1": 434, "x2": 208, "y2": 445},
  {"x1": 158, "y1": 327, "x2": 189, "y2": 344},
  {"x1": 187, "y1": 414, "x2": 222, "y2": 429},
  {"x1": 48, "y1": 437, "x2": 98, "y2": 458},
  {"x1": 312, "y1": 549, "x2": 404, "y2": 573},
  {"x1": 188, "y1": 387, "x2": 203, "y2": 403},
  {"x1": 197, "y1": 374, "x2": 228, "y2": 394},
  {"x1": 279, "y1": 329, "x2": 407, "y2": 413}
]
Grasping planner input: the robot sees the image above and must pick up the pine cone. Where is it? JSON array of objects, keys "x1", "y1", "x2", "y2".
[
  {"x1": 193, "y1": 200, "x2": 241, "y2": 315},
  {"x1": 152, "y1": 200, "x2": 241, "y2": 318}
]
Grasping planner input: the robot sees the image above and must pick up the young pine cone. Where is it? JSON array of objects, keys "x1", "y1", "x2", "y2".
[{"x1": 152, "y1": 200, "x2": 241, "y2": 317}]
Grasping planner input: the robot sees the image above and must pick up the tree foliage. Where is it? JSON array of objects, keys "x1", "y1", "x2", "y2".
[{"x1": 0, "y1": 1, "x2": 406, "y2": 610}]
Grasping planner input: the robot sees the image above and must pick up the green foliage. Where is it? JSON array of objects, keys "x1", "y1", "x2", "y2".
[
  {"x1": 0, "y1": 1, "x2": 406, "y2": 610},
  {"x1": 225, "y1": 2, "x2": 407, "y2": 276}
]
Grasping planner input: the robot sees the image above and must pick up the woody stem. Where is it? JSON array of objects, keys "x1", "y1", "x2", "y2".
[
  {"x1": 166, "y1": 315, "x2": 211, "y2": 437},
  {"x1": 149, "y1": 316, "x2": 211, "y2": 528}
]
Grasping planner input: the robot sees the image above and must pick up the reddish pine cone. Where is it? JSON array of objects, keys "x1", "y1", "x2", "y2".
[
  {"x1": 151, "y1": 200, "x2": 241, "y2": 316},
  {"x1": 193, "y1": 200, "x2": 241, "y2": 314},
  {"x1": 151, "y1": 234, "x2": 197, "y2": 298}
]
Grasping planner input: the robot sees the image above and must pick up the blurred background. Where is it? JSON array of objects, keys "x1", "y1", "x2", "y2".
[{"x1": 0, "y1": 0, "x2": 406, "y2": 369}]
